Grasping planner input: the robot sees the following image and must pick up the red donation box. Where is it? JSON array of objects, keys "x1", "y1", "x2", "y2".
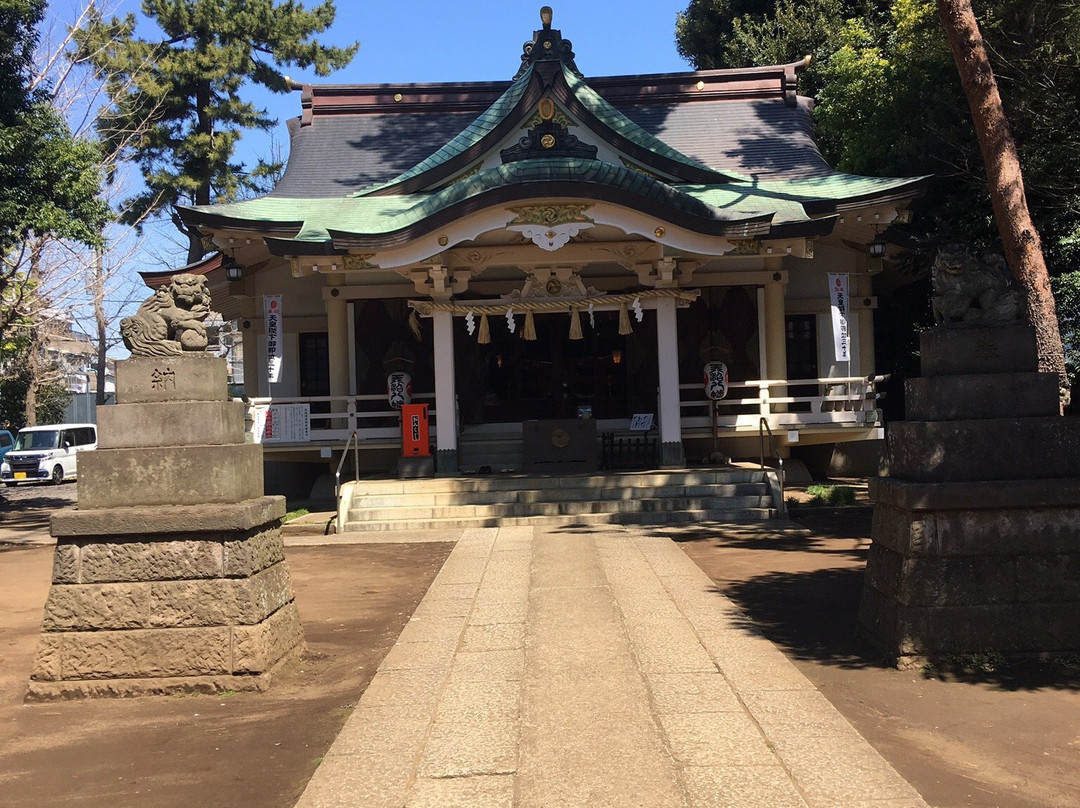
[{"x1": 401, "y1": 403, "x2": 430, "y2": 457}]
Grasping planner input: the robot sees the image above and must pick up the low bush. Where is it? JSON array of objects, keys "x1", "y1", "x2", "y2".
[{"x1": 804, "y1": 484, "x2": 856, "y2": 507}]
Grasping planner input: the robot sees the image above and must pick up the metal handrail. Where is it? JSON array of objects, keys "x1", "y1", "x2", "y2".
[
  {"x1": 758, "y1": 417, "x2": 787, "y2": 519},
  {"x1": 334, "y1": 431, "x2": 360, "y2": 534}
]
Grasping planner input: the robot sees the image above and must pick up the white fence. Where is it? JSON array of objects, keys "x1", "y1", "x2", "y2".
[
  {"x1": 677, "y1": 375, "x2": 886, "y2": 432},
  {"x1": 243, "y1": 376, "x2": 885, "y2": 446}
]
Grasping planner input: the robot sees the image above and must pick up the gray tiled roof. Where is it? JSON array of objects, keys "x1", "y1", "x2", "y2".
[
  {"x1": 271, "y1": 92, "x2": 829, "y2": 199},
  {"x1": 618, "y1": 97, "x2": 831, "y2": 180}
]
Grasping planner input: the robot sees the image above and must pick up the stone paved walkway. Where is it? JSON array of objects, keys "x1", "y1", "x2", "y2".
[{"x1": 294, "y1": 525, "x2": 929, "y2": 808}]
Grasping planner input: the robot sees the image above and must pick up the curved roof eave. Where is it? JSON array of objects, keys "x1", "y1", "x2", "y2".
[
  {"x1": 356, "y1": 66, "x2": 540, "y2": 198},
  {"x1": 333, "y1": 159, "x2": 776, "y2": 251},
  {"x1": 351, "y1": 57, "x2": 753, "y2": 200}
]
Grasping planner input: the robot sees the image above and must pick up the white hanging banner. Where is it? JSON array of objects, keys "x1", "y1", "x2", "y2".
[
  {"x1": 264, "y1": 295, "x2": 283, "y2": 383},
  {"x1": 828, "y1": 274, "x2": 850, "y2": 362}
]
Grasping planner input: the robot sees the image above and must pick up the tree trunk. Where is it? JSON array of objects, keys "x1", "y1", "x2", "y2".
[
  {"x1": 187, "y1": 77, "x2": 215, "y2": 265},
  {"x1": 23, "y1": 245, "x2": 41, "y2": 428},
  {"x1": 92, "y1": 246, "x2": 108, "y2": 405},
  {"x1": 936, "y1": 0, "x2": 1071, "y2": 410}
]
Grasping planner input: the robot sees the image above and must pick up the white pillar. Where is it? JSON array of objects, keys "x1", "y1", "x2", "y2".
[
  {"x1": 655, "y1": 296, "x2": 684, "y2": 467},
  {"x1": 326, "y1": 294, "x2": 351, "y2": 431},
  {"x1": 763, "y1": 276, "x2": 789, "y2": 418},
  {"x1": 432, "y1": 310, "x2": 458, "y2": 472}
]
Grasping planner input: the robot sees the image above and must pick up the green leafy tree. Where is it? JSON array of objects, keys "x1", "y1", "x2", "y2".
[
  {"x1": 74, "y1": 0, "x2": 359, "y2": 263},
  {"x1": 1, "y1": 0, "x2": 109, "y2": 334},
  {"x1": 1052, "y1": 271, "x2": 1080, "y2": 389},
  {"x1": 675, "y1": 0, "x2": 1080, "y2": 259},
  {"x1": 676, "y1": 0, "x2": 1080, "y2": 406},
  {"x1": 0, "y1": 354, "x2": 73, "y2": 430}
]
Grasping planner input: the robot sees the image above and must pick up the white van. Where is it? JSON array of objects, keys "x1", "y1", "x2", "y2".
[{"x1": 1, "y1": 423, "x2": 98, "y2": 486}]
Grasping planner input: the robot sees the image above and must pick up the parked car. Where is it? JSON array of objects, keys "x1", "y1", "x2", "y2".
[
  {"x1": 0, "y1": 429, "x2": 14, "y2": 467},
  {"x1": 0, "y1": 423, "x2": 98, "y2": 486}
]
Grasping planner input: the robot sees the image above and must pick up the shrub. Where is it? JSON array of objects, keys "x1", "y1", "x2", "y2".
[{"x1": 804, "y1": 484, "x2": 856, "y2": 506}]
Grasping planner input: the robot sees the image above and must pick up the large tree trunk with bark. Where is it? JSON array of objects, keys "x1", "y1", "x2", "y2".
[{"x1": 937, "y1": 0, "x2": 1070, "y2": 410}]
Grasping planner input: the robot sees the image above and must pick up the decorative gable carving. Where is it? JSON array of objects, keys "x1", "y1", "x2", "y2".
[{"x1": 506, "y1": 204, "x2": 594, "y2": 252}]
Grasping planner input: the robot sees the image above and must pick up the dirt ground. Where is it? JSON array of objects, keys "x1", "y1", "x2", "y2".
[
  {"x1": 1, "y1": 483, "x2": 1079, "y2": 808},
  {"x1": 0, "y1": 484, "x2": 452, "y2": 808},
  {"x1": 675, "y1": 510, "x2": 1080, "y2": 808}
]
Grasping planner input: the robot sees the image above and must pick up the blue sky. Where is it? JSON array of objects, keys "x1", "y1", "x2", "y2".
[
  {"x1": 237, "y1": 1, "x2": 699, "y2": 178},
  {"x1": 111, "y1": 1, "x2": 698, "y2": 159},
  {"x1": 61, "y1": 1, "x2": 702, "y2": 270},
  {"x1": 299, "y1": 2, "x2": 696, "y2": 83}
]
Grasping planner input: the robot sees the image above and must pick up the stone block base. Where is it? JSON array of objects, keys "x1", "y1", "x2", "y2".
[
  {"x1": 858, "y1": 483, "x2": 1080, "y2": 667},
  {"x1": 435, "y1": 448, "x2": 458, "y2": 475},
  {"x1": 28, "y1": 498, "x2": 306, "y2": 699},
  {"x1": 398, "y1": 455, "x2": 435, "y2": 478},
  {"x1": 660, "y1": 441, "x2": 685, "y2": 468},
  {"x1": 26, "y1": 639, "x2": 303, "y2": 701}
]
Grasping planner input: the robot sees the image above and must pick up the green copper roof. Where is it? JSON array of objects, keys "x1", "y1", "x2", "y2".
[
  {"x1": 356, "y1": 66, "x2": 535, "y2": 197},
  {"x1": 178, "y1": 14, "x2": 928, "y2": 253},
  {"x1": 353, "y1": 51, "x2": 746, "y2": 199},
  {"x1": 185, "y1": 160, "x2": 895, "y2": 255}
]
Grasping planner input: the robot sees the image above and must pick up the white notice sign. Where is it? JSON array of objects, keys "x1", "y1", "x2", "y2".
[
  {"x1": 252, "y1": 403, "x2": 311, "y2": 444},
  {"x1": 264, "y1": 295, "x2": 283, "y2": 383},
  {"x1": 828, "y1": 273, "x2": 850, "y2": 362}
]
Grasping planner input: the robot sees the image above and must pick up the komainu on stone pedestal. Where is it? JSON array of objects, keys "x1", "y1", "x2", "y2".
[
  {"x1": 120, "y1": 273, "x2": 212, "y2": 356},
  {"x1": 28, "y1": 320, "x2": 306, "y2": 699},
  {"x1": 930, "y1": 244, "x2": 1022, "y2": 327}
]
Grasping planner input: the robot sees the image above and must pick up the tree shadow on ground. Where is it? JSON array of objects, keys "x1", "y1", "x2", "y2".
[
  {"x1": 714, "y1": 565, "x2": 881, "y2": 671},
  {"x1": 667, "y1": 512, "x2": 1080, "y2": 693}
]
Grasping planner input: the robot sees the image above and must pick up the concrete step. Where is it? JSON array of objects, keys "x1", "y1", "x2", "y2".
[
  {"x1": 338, "y1": 467, "x2": 780, "y2": 531},
  {"x1": 348, "y1": 495, "x2": 774, "y2": 523},
  {"x1": 353, "y1": 482, "x2": 769, "y2": 509},
  {"x1": 340, "y1": 507, "x2": 776, "y2": 532},
  {"x1": 345, "y1": 469, "x2": 768, "y2": 495}
]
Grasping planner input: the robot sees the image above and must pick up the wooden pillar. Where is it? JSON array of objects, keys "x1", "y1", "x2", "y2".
[
  {"x1": 240, "y1": 299, "x2": 260, "y2": 398},
  {"x1": 433, "y1": 310, "x2": 458, "y2": 473},
  {"x1": 763, "y1": 274, "x2": 788, "y2": 381},
  {"x1": 763, "y1": 274, "x2": 789, "y2": 419},
  {"x1": 655, "y1": 296, "x2": 684, "y2": 467},
  {"x1": 326, "y1": 292, "x2": 351, "y2": 429}
]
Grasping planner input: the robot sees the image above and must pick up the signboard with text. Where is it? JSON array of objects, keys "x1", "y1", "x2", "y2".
[
  {"x1": 264, "y1": 295, "x2": 283, "y2": 383},
  {"x1": 828, "y1": 273, "x2": 850, "y2": 362},
  {"x1": 251, "y1": 403, "x2": 311, "y2": 444}
]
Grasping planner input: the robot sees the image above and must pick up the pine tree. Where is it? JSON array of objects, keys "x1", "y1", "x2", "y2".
[{"x1": 74, "y1": 0, "x2": 358, "y2": 262}]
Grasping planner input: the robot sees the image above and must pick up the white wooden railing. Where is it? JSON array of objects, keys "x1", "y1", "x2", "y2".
[
  {"x1": 678, "y1": 375, "x2": 887, "y2": 433},
  {"x1": 242, "y1": 375, "x2": 886, "y2": 445},
  {"x1": 244, "y1": 392, "x2": 437, "y2": 444}
]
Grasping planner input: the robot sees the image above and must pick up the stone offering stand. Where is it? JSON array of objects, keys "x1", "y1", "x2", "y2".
[
  {"x1": 858, "y1": 325, "x2": 1080, "y2": 668},
  {"x1": 28, "y1": 355, "x2": 304, "y2": 699}
]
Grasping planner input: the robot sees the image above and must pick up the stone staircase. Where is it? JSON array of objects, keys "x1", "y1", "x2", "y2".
[{"x1": 339, "y1": 468, "x2": 778, "y2": 532}]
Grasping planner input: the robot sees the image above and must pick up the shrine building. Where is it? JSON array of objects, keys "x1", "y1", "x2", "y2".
[{"x1": 164, "y1": 8, "x2": 926, "y2": 484}]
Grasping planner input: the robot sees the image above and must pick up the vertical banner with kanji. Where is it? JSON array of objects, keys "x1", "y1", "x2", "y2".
[
  {"x1": 827, "y1": 274, "x2": 850, "y2": 362},
  {"x1": 264, "y1": 295, "x2": 283, "y2": 384}
]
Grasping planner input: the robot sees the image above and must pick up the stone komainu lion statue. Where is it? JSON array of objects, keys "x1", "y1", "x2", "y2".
[
  {"x1": 121, "y1": 273, "x2": 212, "y2": 356},
  {"x1": 931, "y1": 244, "x2": 1022, "y2": 327}
]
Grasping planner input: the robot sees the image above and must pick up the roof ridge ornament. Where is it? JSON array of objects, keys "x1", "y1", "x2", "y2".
[{"x1": 514, "y1": 6, "x2": 582, "y2": 81}]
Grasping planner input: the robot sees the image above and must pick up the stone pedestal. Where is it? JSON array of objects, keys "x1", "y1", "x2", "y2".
[
  {"x1": 28, "y1": 355, "x2": 305, "y2": 699},
  {"x1": 857, "y1": 326, "x2": 1080, "y2": 667}
]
